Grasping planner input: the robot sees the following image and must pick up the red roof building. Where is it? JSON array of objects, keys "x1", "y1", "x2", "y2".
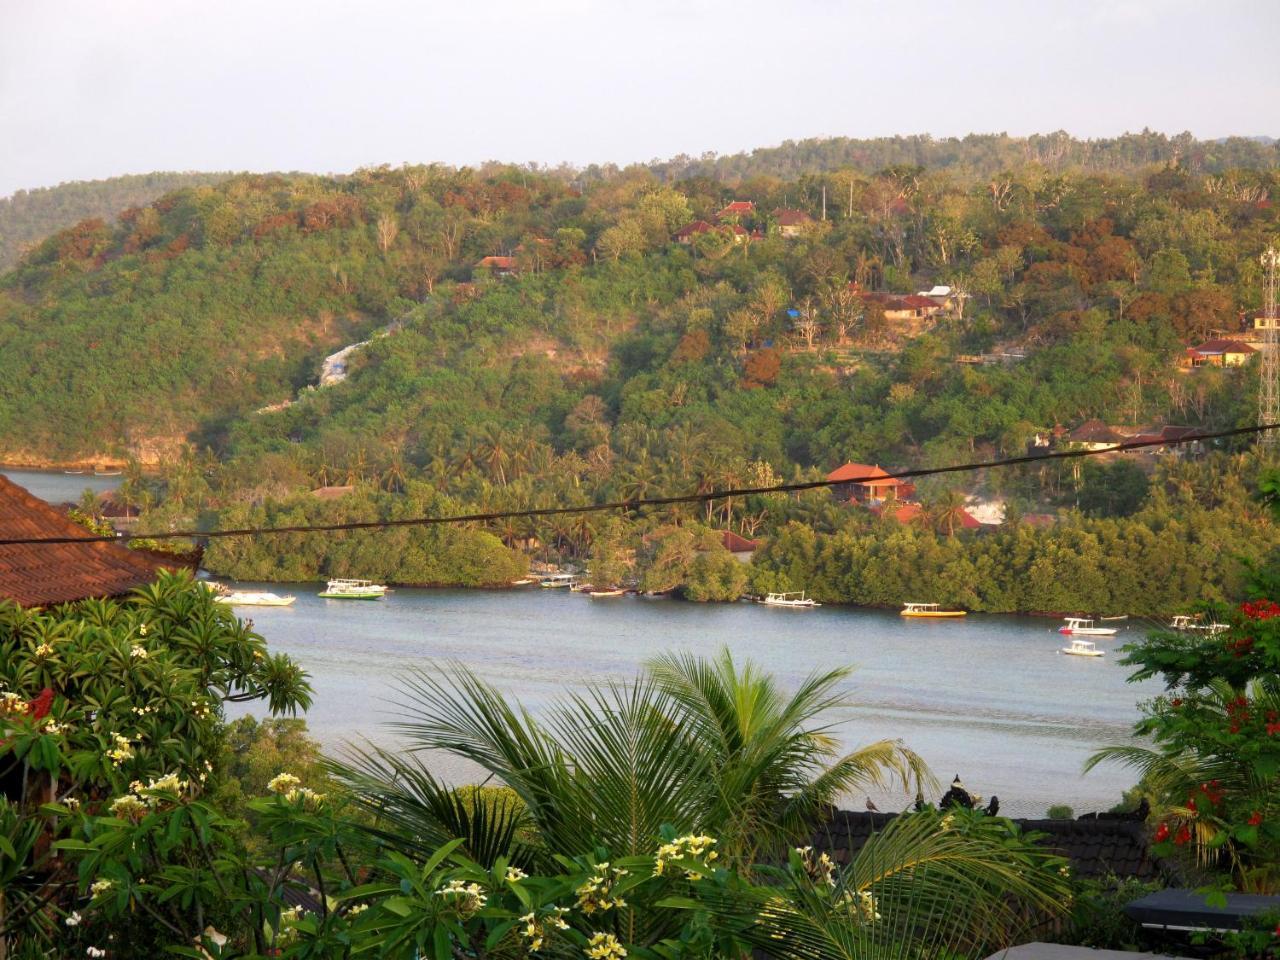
[
  {"x1": 717, "y1": 201, "x2": 755, "y2": 220},
  {"x1": 1185, "y1": 339, "x2": 1256, "y2": 368},
  {"x1": 772, "y1": 208, "x2": 813, "y2": 237},
  {"x1": 719, "y1": 530, "x2": 761, "y2": 555},
  {"x1": 475, "y1": 255, "x2": 517, "y2": 276},
  {"x1": 674, "y1": 220, "x2": 716, "y2": 244},
  {"x1": 0, "y1": 475, "x2": 173, "y2": 607}
]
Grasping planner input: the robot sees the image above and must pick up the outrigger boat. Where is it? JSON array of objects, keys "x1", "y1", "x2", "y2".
[
  {"x1": 1170, "y1": 615, "x2": 1227, "y2": 635},
  {"x1": 900, "y1": 602, "x2": 966, "y2": 618},
  {"x1": 761, "y1": 591, "x2": 820, "y2": 608},
  {"x1": 1059, "y1": 617, "x2": 1117, "y2": 637},
  {"x1": 215, "y1": 591, "x2": 296, "y2": 607},
  {"x1": 318, "y1": 578, "x2": 387, "y2": 600},
  {"x1": 1060, "y1": 638, "x2": 1106, "y2": 658},
  {"x1": 538, "y1": 574, "x2": 577, "y2": 589}
]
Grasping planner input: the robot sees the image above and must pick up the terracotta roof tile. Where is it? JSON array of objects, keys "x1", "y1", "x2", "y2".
[{"x1": 0, "y1": 475, "x2": 169, "y2": 607}]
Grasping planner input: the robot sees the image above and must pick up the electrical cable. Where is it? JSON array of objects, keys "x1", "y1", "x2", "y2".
[{"x1": 1, "y1": 422, "x2": 1275, "y2": 546}]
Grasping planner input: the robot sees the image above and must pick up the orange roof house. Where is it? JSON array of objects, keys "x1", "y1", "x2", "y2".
[
  {"x1": 674, "y1": 220, "x2": 716, "y2": 244},
  {"x1": 0, "y1": 475, "x2": 172, "y2": 607},
  {"x1": 826, "y1": 463, "x2": 912, "y2": 502}
]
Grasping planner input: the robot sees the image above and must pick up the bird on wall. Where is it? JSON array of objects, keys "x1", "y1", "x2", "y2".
[{"x1": 865, "y1": 797, "x2": 880, "y2": 812}]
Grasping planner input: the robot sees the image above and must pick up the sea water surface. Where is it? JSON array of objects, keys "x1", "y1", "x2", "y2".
[
  {"x1": 2, "y1": 468, "x2": 120, "y2": 503},
  {"x1": 5, "y1": 468, "x2": 1163, "y2": 818},
  {"x1": 220, "y1": 582, "x2": 1164, "y2": 819}
]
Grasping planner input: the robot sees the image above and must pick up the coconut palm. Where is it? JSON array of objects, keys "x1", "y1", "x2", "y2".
[{"x1": 334, "y1": 651, "x2": 929, "y2": 870}]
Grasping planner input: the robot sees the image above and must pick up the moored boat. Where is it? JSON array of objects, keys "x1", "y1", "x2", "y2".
[
  {"x1": 588, "y1": 587, "x2": 627, "y2": 598},
  {"x1": 1168, "y1": 615, "x2": 1227, "y2": 635},
  {"x1": 538, "y1": 574, "x2": 577, "y2": 589},
  {"x1": 761, "y1": 591, "x2": 820, "y2": 608},
  {"x1": 318, "y1": 578, "x2": 387, "y2": 600},
  {"x1": 900, "y1": 602, "x2": 966, "y2": 618},
  {"x1": 1058, "y1": 617, "x2": 1117, "y2": 637},
  {"x1": 63, "y1": 469, "x2": 85, "y2": 475},
  {"x1": 1060, "y1": 638, "x2": 1105, "y2": 657},
  {"x1": 215, "y1": 591, "x2": 296, "y2": 607}
]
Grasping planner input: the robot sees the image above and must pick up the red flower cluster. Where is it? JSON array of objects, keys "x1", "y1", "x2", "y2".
[
  {"x1": 1248, "y1": 811, "x2": 1264, "y2": 826},
  {"x1": 1188, "y1": 780, "x2": 1224, "y2": 814},
  {"x1": 1154, "y1": 823, "x2": 1170, "y2": 842},
  {"x1": 1227, "y1": 696, "x2": 1251, "y2": 735},
  {"x1": 1174, "y1": 825, "x2": 1192, "y2": 845},
  {"x1": 1226, "y1": 635, "x2": 1255, "y2": 657},
  {"x1": 1240, "y1": 599, "x2": 1280, "y2": 620}
]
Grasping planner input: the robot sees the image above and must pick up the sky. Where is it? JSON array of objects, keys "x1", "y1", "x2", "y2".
[{"x1": 1, "y1": 0, "x2": 1277, "y2": 197}]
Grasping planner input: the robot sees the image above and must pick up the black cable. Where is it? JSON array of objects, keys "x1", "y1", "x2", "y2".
[{"x1": 1, "y1": 422, "x2": 1275, "y2": 546}]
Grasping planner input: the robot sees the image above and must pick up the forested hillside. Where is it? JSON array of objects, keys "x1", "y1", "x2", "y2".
[
  {"x1": 0, "y1": 171, "x2": 232, "y2": 269},
  {"x1": 5, "y1": 140, "x2": 1280, "y2": 603}
]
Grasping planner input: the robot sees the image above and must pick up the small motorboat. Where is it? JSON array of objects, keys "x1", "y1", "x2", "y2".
[
  {"x1": 588, "y1": 588, "x2": 627, "y2": 598},
  {"x1": 318, "y1": 578, "x2": 387, "y2": 600},
  {"x1": 509, "y1": 577, "x2": 538, "y2": 586},
  {"x1": 900, "y1": 602, "x2": 966, "y2": 618},
  {"x1": 63, "y1": 469, "x2": 85, "y2": 475},
  {"x1": 1059, "y1": 618, "x2": 1117, "y2": 637},
  {"x1": 761, "y1": 591, "x2": 820, "y2": 608},
  {"x1": 215, "y1": 592, "x2": 296, "y2": 607},
  {"x1": 1061, "y1": 638, "x2": 1105, "y2": 658},
  {"x1": 1168, "y1": 615, "x2": 1227, "y2": 635},
  {"x1": 93, "y1": 469, "x2": 122, "y2": 477}
]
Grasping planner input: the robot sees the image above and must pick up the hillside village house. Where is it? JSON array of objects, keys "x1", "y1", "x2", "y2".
[
  {"x1": 1064, "y1": 419, "x2": 1126, "y2": 451},
  {"x1": 716, "y1": 200, "x2": 755, "y2": 220},
  {"x1": 474, "y1": 255, "x2": 517, "y2": 278},
  {"x1": 772, "y1": 208, "x2": 814, "y2": 237},
  {"x1": 1184, "y1": 338, "x2": 1257, "y2": 368},
  {"x1": 826, "y1": 462, "x2": 914, "y2": 503},
  {"x1": 0, "y1": 475, "x2": 174, "y2": 606}
]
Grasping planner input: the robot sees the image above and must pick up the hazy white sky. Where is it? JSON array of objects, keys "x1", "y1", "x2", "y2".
[{"x1": 1, "y1": 0, "x2": 1277, "y2": 197}]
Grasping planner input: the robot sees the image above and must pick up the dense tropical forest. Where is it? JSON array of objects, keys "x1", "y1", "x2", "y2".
[
  {"x1": 3, "y1": 132, "x2": 1280, "y2": 607},
  {"x1": 0, "y1": 171, "x2": 232, "y2": 270}
]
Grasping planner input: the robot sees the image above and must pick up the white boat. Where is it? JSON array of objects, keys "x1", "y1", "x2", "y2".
[
  {"x1": 1061, "y1": 638, "x2": 1106, "y2": 657},
  {"x1": 510, "y1": 578, "x2": 538, "y2": 586},
  {"x1": 539, "y1": 574, "x2": 577, "y2": 589},
  {"x1": 215, "y1": 591, "x2": 296, "y2": 607},
  {"x1": 589, "y1": 588, "x2": 627, "y2": 598},
  {"x1": 318, "y1": 578, "x2": 387, "y2": 600},
  {"x1": 1168, "y1": 615, "x2": 1228, "y2": 635},
  {"x1": 900, "y1": 602, "x2": 966, "y2": 618},
  {"x1": 761, "y1": 591, "x2": 820, "y2": 608},
  {"x1": 1058, "y1": 618, "x2": 1117, "y2": 637}
]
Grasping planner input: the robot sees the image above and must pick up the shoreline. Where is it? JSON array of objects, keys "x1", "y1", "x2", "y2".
[{"x1": 205, "y1": 574, "x2": 1169, "y2": 623}]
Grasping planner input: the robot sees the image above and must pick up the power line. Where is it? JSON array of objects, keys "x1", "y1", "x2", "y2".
[{"x1": 1, "y1": 422, "x2": 1275, "y2": 547}]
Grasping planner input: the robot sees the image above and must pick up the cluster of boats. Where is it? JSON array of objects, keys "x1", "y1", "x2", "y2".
[
  {"x1": 533, "y1": 574, "x2": 627, "y2": 598},
  {"x1": 212, "y1": 578, "x2": 388, "y2": 606}
]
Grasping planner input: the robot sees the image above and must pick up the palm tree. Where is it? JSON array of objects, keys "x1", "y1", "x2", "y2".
[
  {"x1": 931, "y1": 489, "x2": 970, "y2": 537},
  {"x1": 335, "y1": 651, "x2": 929, "y2": 870},
  {"x1": 647, "y1": 650, "x2": 930, "y2": 867}
]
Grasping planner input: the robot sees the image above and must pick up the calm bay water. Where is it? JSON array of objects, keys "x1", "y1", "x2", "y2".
[
  {"x1": 2, "y1": 468, "x2": 120, "y2": 503},
  {"x1": 221, "y1": 582, "x2": 1165, "y2": 819},
  {"x1": 6, "y1": 467, "x2": 1162, "y2": 818}
]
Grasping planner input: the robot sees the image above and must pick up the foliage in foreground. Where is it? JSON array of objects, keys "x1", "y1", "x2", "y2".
[{"x1": 1, "y1": 577, "x2": 1077, "y2": 957}]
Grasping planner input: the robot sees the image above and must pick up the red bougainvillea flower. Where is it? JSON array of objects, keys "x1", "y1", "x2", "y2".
[
  {"x1": 1249, "y1": 811, "x2": 1264, "y2": 826},
  {"x1": 1170, "y1": 698, "x2": 1183, "y2": 708},
  {"x1": 1186, "y1": 798, "x2": 1197, "y2": 813},
  {"x1": 1154, "y1": 823, "x2": 1170, "y2": 842},
  {"x1": 1240, "y1": 599, "x2": 1280, "y2": 620},
  {"x1": 1174, "y1": 826, "x2": 1192, "y2": 845},
  {"x1": 1267, "y1": 722, "x2": 1280, "y2": 736}
]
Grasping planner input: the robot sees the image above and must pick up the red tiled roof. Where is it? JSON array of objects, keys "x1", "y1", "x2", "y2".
[
  {"x1": 873, "y1": 501, "x2": 980, "y2": 529},
  {"x1": 0, "y1": 475, "x2": 170, "y2": 607},
  {"x1": 720, "y1": 530, "x2": 761, "y2": 553},
  {"x1": 718, "y1": 201, "x2": 754, "y2": 216},
  {"x1": 826, "y1": 462, "x2": 902, "y2": 486},
  {"x1": 1189, "y1": 339, "x2": 1255, "y2": 355},
  {"x1": 900, "y1": 295, "x2": 939, "y2": 309},
  {"x1": 1067, "y1": 419, "x2": 1125, "y2": 444},
  {"x1": 773, "y1": 208, "x2": 812, "y2": 226},
  {"x1": 674, "y1": 220, "x2": 715, "y2": 239},
  {"x1": 475, "y1": 255, "x2": 516, "y2": 269}
]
